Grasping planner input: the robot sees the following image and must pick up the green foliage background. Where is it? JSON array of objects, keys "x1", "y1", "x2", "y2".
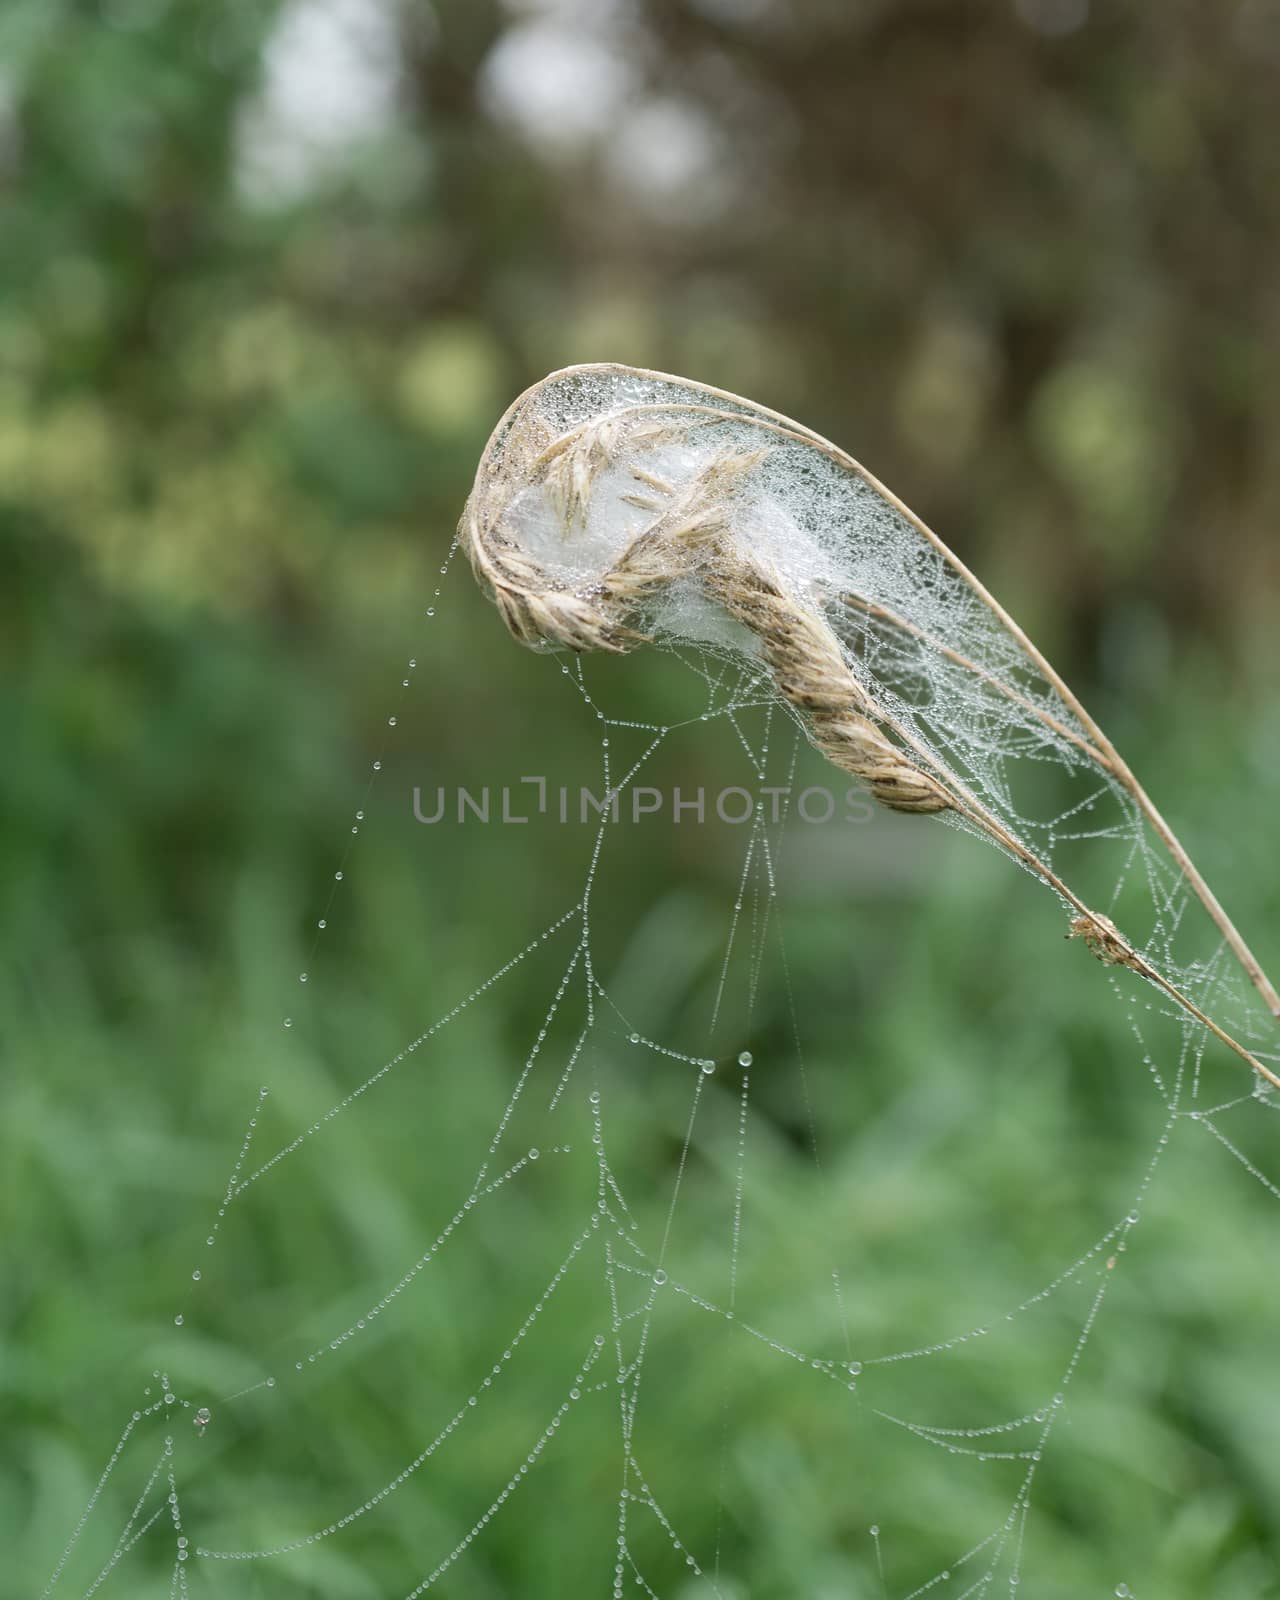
[{"x1": 3, "y1": 2, "x2": 1280, "y2": 1596}]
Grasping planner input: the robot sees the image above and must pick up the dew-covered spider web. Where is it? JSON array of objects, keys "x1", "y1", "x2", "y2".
[{"x1": 37, "y1": 368, "x2": 1280, "y2": 1600}]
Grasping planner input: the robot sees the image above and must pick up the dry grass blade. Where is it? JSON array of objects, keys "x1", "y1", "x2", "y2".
[{"x1": 460, "y1": 364, "x2": 1279, "y2": 1089}]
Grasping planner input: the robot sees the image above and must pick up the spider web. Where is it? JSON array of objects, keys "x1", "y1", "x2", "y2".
[{"x1": 35, "y1": 377, "x2": 1280, "y2": 1600}]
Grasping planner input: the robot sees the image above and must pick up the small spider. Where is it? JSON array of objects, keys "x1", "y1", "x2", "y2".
[{"x1": 1068, "y1": 911, "x2": 1138, "y2": 971}]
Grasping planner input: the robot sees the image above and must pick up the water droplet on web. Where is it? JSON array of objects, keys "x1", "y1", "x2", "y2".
[
  {"x1": 848, "y1": 1360, "x2": 862, "y2": 1375},
  {"x1": 318, "y1": 919, "x2": 326, "y2": 929},
  {"x1": 191, "y1": 1270, "x2": 201, "y2": 1281},
  {"x1": 299, "y1": 973, "x2": 308, "y2": 984},
  {"x1": 701, "y1": 1059, "x2": 715, "y2": 1074},
  {"x1": 335, "y1": 871, "x2": 344, "y2": 881},
  {"x1": 427, "y1": 607, "x2": 436, "y2": 617},
  {"x1": 1116, "y1": 1587, "x2": 1130, "y2": 1598},
  {"x1": 388, "y1": 717, "x2": 397, "y2": 727},
  {"x1": 173, "y1": 1316, "x2": 183, "y2": 1327},
  {"x1": 373, "y1": 760, "x2": 381, "y2": 771},
  {"x1": 528, "y1": 1147, "x2": 540, "y2": 1160},
  {"x1": 738, "y1": 1051, "x2": 753, "y2": 1067},
  {"x1": 283, "y1": 1018, "x2": 292, "y2": 1029},
  {"x1": 629, "y1": 1033, "x2": 640, "y2": 1044},
  {"x1": 652, "y1": 1269, "x2": 667, "y2": 1286}
]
